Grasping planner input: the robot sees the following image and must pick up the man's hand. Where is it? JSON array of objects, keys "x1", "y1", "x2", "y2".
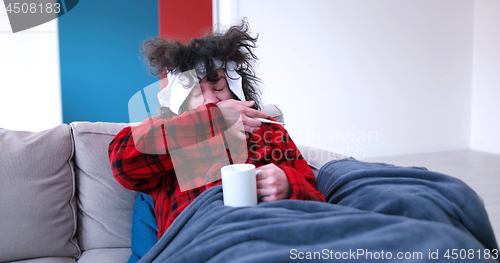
[
  {"x1": 217, "y1": 100, "x2": 267, "y2": 138},
  {"x1": 256, "y1": 164, "x2": 292, "y2": 202}
]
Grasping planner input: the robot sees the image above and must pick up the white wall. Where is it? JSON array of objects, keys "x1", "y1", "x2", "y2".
[
  {"x1": 0, "y1": 5, "x2": 61, "y2": 132},
  {"x1": 471, "y1": 0, "x2": 500, "y2": 155},
  {"x1": 218, "y1": 0, "x2": 474, "y2": 159}
]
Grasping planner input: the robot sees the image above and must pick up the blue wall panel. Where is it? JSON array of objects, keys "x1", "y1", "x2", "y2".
[{"x1": 59, "y1": 1, "x2": 158, "y2": 123}]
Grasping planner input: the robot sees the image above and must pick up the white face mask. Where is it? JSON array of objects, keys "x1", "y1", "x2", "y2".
[{"x1": 157, "y1": 61, "x2": 245, "y2": 115}]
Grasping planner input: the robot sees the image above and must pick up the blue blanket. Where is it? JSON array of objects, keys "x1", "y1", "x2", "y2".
[{"x1": 138, "y1": 158, "x2": 499, "y2": 262}]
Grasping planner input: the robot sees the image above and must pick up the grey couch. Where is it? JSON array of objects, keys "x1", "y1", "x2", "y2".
[{"x1": 0, "y1": 105, "x2": 344, "y2": 263}]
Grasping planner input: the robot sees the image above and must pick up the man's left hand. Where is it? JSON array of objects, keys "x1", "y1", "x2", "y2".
[{"x1": 256, "y1": 164, "x2": 292, "y2": 202}]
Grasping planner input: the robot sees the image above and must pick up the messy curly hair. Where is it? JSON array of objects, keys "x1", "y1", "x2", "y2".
[{"x1": 140, "y1": 19, "x2": 262, "y2": 117}]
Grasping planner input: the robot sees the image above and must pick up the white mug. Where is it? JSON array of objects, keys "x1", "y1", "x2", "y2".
[{"x1": 221, "y1": 163, "x2": 261, "y2": 207}]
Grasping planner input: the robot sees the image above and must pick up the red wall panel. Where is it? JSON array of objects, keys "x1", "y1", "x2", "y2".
[{"x1": 159, "y1": 0, "x2": 213, "y2": 44}]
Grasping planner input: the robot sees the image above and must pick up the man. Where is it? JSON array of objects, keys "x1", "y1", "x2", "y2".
[{"x1": 109, "y1": 21, "x2": 324, "y2": 239}]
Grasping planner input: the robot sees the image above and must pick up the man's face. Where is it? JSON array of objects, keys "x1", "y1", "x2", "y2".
[{"x1": 186, "y1": 68, "x2": 234, "y2": 111}]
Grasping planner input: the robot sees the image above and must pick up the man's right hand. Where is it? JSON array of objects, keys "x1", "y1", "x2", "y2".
[{"x1": 216, "y1": 100, "x2": 267, "y2": 137}]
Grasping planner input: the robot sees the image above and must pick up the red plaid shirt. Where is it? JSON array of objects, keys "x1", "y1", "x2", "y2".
[{"x1": 109, "y1": 103, "x2": 325, "y2": 238}]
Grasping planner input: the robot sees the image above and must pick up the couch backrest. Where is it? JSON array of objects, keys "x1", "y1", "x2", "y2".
[
  {"x1": 261, "y1": 104, "x2": 284, "y2": 124},
  {"x1": 70, "y1": 121, "x2": 138, "y2": 252}
]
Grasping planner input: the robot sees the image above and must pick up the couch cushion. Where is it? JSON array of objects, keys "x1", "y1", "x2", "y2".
[
  {"x1": 71, "y1": 122, "x2": 139, "y2": 251},
  {"x1": 0, "y1": 125, "x2": 80, "y2": 262}
]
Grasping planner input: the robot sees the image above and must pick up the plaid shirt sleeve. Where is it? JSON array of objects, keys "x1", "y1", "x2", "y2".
[
  {"x1": 276, "y1": 126, "x2": 325, "y2": 202},
  {"x1": 108, "y1": 103, "x2": 226, "y2": 192},
  {"x1": 250, "y1": 119, "x2": 325, "y2": 202}
]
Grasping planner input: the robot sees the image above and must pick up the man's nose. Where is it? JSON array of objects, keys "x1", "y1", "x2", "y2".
[{"x1": 203, "y1": 90, "x2": 219, "y2": 105}]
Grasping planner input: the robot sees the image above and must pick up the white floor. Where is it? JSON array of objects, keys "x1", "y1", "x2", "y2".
[{"x1": 365, "y1": 149, "x2": 500, "y2": 242}]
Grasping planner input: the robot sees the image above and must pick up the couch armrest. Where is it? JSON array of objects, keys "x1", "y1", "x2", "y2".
[{"x1": 298, "y1": 145, "x2": 348, "y2": 178}]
